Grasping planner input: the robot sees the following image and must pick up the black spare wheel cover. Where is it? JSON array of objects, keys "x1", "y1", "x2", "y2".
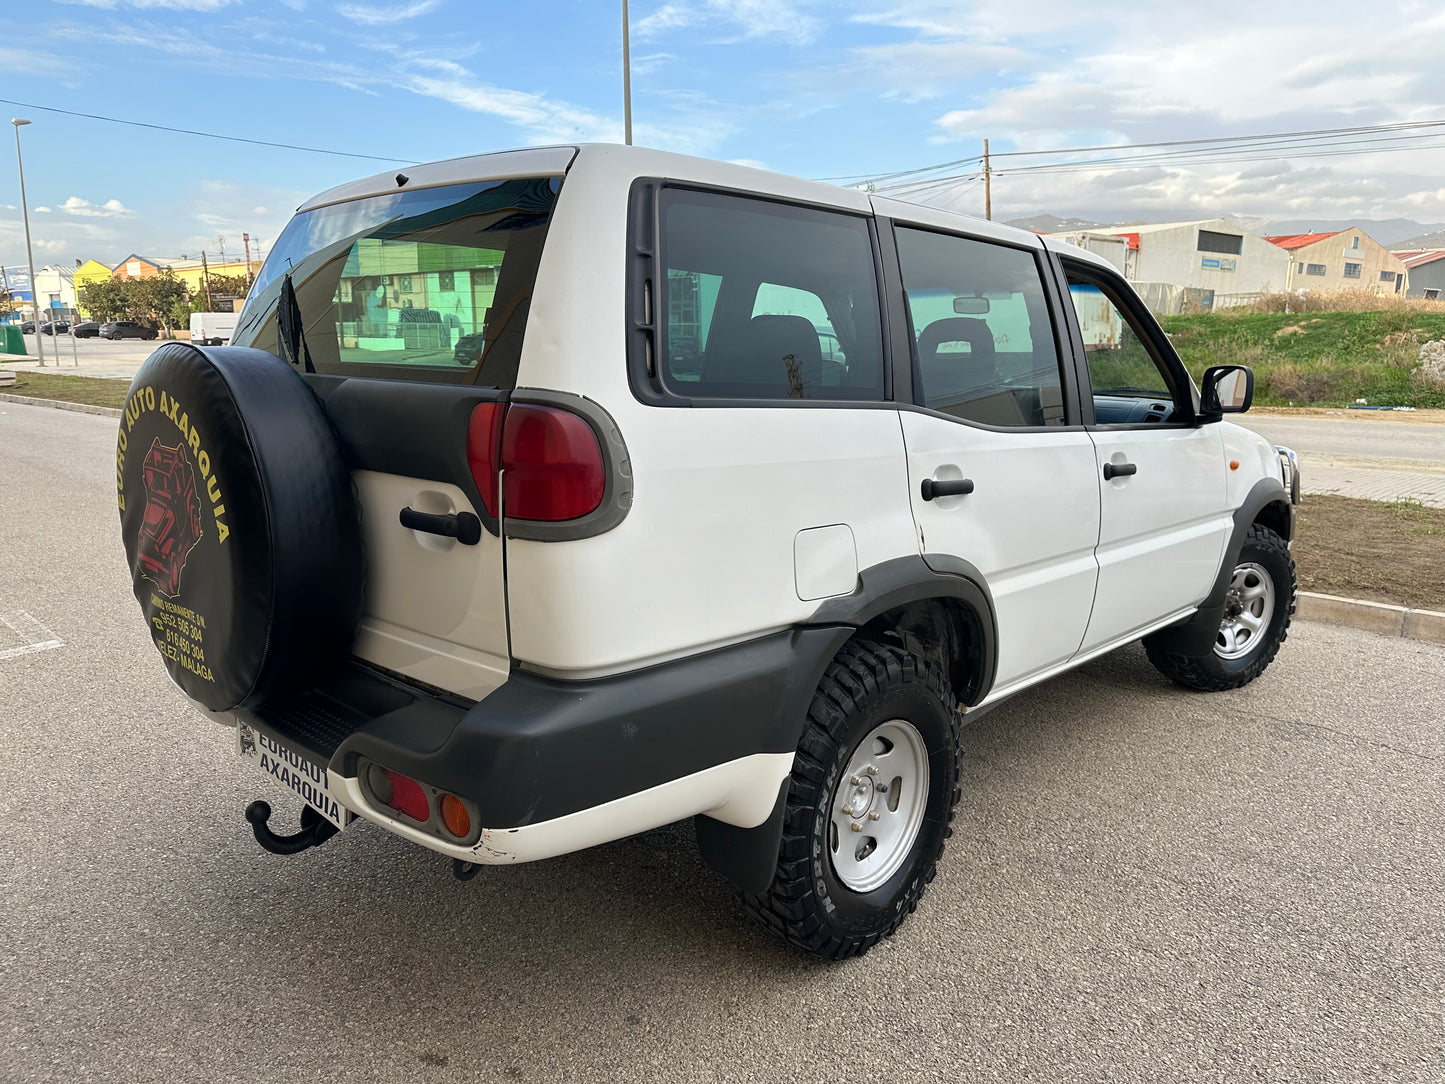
[{"x1": 117, "y1": 343, "x2": 363, "y2": 712}]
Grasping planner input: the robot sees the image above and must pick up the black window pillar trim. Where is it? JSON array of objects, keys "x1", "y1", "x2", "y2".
[{"x1": 874, "y1": 215, "x2": 914, "y2": 407}]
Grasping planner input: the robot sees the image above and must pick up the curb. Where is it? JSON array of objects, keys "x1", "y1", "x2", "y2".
[
  {"x1": 1297, "y1": 591, "x2": 1445, "y2": 645},
  {"x1": 0, "y1": 392, "x2": 123, "y2": 419}
]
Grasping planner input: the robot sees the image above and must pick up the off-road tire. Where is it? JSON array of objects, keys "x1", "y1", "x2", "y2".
[
  {"x1": 1145, "y1": 524, "x2": 1295, "y2": 692},
  {"x1": 741, "y1": 640, "x2": 963, "y2": 960}
]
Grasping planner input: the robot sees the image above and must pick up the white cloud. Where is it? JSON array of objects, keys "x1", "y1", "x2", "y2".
[
  {"x1": 636, "y1": 0, "x2": 820, "y2": 44},
  {"x1": 57, "y1": 196, "x2": 133, "y2": 218},
  {"x1": 336, "y1": 0, "x2": 439, "y2": 26},
  {"x1": 34, "y1": 207, "x2": 52, "y2": 213}
]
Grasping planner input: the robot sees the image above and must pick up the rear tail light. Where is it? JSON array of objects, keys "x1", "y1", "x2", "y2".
[
  {"x1": 440, "y1": 793, "x2": 472, "y2": 839},
  {"x1": 468, "y1": 401, "x2": 606, "y2": 523},
  {"x1": 357, "y1": 758, "x2": 481, "y2": 844},
  {"x1": 465, "y1": 402, "x2": 507, "y2": 517}
]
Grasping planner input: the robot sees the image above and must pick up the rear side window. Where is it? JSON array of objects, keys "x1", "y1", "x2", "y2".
[
  {"x1": 658, "y1": 188, "x2": 885, "y2": 401},
  {"x1": 894, "y1": 226, "x2": 1066, "y2": 427},
  {"x1": 234, "y1": 176, "x2": 560, "y2": 386}
]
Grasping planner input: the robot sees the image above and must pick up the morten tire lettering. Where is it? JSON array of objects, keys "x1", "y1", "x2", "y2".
[{"x1": 116, "y1": 343, "x2": 363, "y2": 711}]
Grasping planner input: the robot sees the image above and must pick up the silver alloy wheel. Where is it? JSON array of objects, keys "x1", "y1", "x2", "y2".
[
  {"x1": 829, "y1": 719, "x2": 929, "y2": 893},
  {"x1": 1215, "y1": 561, "x2": 1276, "y2": 660}
]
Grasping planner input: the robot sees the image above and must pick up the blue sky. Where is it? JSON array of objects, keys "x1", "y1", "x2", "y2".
[{"x1": 5, "y1": 0, "x2": 1445, "y2": 280}]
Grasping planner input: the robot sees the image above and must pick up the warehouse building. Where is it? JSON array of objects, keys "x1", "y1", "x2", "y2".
[
  {"x1": 1265, "y1": 228, "x2": 1408, "y2": 294},
  {"x1": 1391, "y1": 250, "x2": 1445, "y2": 300},
  {"x1": 1049, "y1": 218, "x2": 1291, "y2": 308}
]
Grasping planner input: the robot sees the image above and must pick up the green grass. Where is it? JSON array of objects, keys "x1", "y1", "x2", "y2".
[
  {"x1": 1160, "y1": 310, "x2": 1445, "y2": 408},
  {"x1": 0, "y1": 369, "x2": 128, "y2": 409}
]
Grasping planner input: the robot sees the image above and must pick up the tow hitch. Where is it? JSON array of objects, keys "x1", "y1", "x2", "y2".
[{"x1": 245, "y1": 800, "x2": 339, "y2": 855}]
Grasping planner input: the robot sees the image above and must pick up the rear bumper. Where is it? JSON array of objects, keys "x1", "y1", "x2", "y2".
[{"x1": 237, "y1": 626, "x2": 847, "y2": 863}]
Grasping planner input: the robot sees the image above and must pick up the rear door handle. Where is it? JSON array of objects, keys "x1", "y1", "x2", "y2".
[
  {"x1": 921, "y1": 477, "x2": 975, "y2": 501},
  {"x1": 1103, "y1": 462, "x2": 1138, "y2": 480},
  {"x1": 400, "y1": 507, "x2": 482, "y2": 545}
]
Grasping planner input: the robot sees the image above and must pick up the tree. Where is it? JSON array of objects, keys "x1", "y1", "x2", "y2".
[
  {"x1": 77, "y1": 278, "x2": 130, "y2": 322},
  {"x1": 129, "y1": 271, "x2": 189, "y2": 334}
]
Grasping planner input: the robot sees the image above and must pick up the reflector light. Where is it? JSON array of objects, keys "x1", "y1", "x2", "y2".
[
  {"x1": 466, "y1": 402, "x2": 507, "y2": 517},
  {"x1": 501, "y1": 404, "x2": 606, "y2": 521},
  {"x1": 383, "y1": 769, "x2": 429, "y2": 823},
  {"x1": 440, "y1": 793, "x2": 472, "y2": 838}
]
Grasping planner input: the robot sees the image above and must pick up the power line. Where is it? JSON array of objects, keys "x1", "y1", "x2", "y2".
[
  {"x1": 847, "y1": 117, "x2": 1445, "y2": 190},
  {"x1": 0, "y1": 97, "x2": 416, "y2": 165}
]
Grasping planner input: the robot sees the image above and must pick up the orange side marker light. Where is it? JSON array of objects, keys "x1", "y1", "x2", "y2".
[{"x1": 1229, "y1": 460, "x2": 1240, "y2": 471}]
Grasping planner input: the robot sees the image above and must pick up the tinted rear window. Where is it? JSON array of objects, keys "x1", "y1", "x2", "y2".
[{"x1": 234, "y1": 177, "x2": 560, "y2": 387}]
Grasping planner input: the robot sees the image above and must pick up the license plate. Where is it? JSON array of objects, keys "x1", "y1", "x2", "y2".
[{"x1": 236, "y1": 723, "x2": 354, "y2": 830}]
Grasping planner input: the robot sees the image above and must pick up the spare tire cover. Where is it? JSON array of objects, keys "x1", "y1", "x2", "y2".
[{"x1": 117, "y1": 343, "x2": 363, "y2": 712}]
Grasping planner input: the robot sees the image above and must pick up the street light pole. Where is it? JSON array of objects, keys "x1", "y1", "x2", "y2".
[
  {"x1": 622, "y1": 0, "x2": 632, "y2": 145},
  {"x1": 11, "y1": 118, "x2": 44, "y2": 367}
]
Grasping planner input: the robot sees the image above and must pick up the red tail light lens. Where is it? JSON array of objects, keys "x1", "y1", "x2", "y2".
[
  {"x1": 501, "y1": 404, "x2": 605, "y2": 521},
  {"x1": 383, "y1": 769, "x2": 430, "y2": 823},
  {"x1": 465, "y1": 402, "x2": 506, "y2": 517}
]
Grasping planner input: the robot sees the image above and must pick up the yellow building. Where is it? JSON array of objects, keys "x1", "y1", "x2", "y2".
[{"x1": 72, "y1": 258, "x2": 114, "y2": 318}]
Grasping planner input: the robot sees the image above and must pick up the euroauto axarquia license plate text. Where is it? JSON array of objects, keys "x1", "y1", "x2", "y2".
[{"x1": 236, "y1": 723, "x2": 354, "y2": 830}]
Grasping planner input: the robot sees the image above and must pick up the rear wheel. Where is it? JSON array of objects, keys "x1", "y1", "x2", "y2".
[
  {"x1": 1145, "y1": 524, "x2": 1295, "y2": 691},
  {"x1": 740, "y1": 640, "x2": 962, "y2": 960}
]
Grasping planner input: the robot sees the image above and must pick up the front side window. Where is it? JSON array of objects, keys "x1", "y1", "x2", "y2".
[
  {"x1": 235, "y1": 176, "x2": 561, "y2": 386},
  {"x1": 658, "y1": 189, "x2": 885, "y2": 400},
  {"x1": 1065, "y1": 267, "x2": 1186, "y2": 426},
  {"x1": 895, "y1": 227, "x2": 1066, "y2": 427}
]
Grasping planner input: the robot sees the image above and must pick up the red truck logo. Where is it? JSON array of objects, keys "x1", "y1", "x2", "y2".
[{"x1": 136, "y1": 438, "x2": 203, "y2": 596}]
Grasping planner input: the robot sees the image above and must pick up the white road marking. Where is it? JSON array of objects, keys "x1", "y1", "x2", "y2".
[{"x1": 0, "y1": 609, "x2": 64, "y2": 660}]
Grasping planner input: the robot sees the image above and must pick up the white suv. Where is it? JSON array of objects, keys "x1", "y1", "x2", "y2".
[{"x1": 114, "y1": 145, "x2": 1298, "y2": 959}]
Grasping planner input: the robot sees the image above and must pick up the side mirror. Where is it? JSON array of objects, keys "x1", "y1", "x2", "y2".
[{"x1": 1199, "y1": 364, "x2": 1254, "y2": 421}]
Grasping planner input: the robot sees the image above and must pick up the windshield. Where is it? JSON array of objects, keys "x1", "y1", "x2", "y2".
[{"x1": 235, "y1": 176, "x2": 562, "y2": 387}]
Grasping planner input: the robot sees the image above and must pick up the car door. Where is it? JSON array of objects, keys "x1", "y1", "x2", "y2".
[
  {"x1": 1056, "y1": 255, "x2": 1232, "y2": 651},
  {"x1": 880, "y1": 211, "x2": 1101, "y2": 696}
]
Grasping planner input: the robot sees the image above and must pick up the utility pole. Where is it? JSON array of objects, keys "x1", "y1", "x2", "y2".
[
  {"x1": 12, "y1": 118, "x2": 44, "y2": 366},
  {"x1": 201, "y1": 251, "x2": 213, "y2": 310},
  {"x1": 983, "y1": 138, "x2": 992, "y2": 221},
  {"x1": 622, "y1": 0, "x2": 633, "y2": 145},
  {"x1": 242, "y1": 232, "x2": 254, "y2": 287}
]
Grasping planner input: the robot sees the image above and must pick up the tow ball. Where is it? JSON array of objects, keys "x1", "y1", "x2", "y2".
[{"x1": 245, "y1": 800, "x2": 339, "y2": 855}]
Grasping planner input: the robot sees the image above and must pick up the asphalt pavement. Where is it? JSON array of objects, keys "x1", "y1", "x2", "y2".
[
  {"x1": 3, "y1": 400, "x2": 1445, "y2": 1083},
  {"x1": 1238, "y1": 412, "x2": 1445, "y2": 507}
]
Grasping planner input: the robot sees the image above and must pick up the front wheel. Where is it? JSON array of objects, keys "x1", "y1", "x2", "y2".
[
  {"x1": 1145, "y1": 524, "x2": 1295, "y2": 691},
  {"x1": 741, "y1": 640, "x2": 963, "y2": 960}
]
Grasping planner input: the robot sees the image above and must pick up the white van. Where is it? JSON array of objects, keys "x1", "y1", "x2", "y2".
[{"x1": 189, "y1": 311, "x2": 237, "y2": 346}]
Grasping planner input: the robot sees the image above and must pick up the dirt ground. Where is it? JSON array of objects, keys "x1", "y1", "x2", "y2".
[
  {"x1": 1250, "y1": 406, "x2": 1445, "y2": 425},
  {"x1": 1293, "y1": 495, "x2": 1445, "y2": 611}
]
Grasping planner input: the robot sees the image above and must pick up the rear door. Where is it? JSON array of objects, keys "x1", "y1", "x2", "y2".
[
  {"x1": 232, "y1": 165, "x2": 569, "y2": 700},
  {"x1": 1057, "y1": 258, "x2": 1231, "y2": 651},
  {"x1": 881, "y1": 213, "x2": 1102, "y2": 695}
]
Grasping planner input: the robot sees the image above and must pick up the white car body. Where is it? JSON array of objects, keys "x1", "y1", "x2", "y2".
[{"x1": 224, "y1": 144, "x2": 1296, "y2": 874}]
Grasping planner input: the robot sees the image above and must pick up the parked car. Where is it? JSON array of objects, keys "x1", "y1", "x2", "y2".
[
  {"x1": 19, "y1": 320, "x2": 36, "y2": 334},
  {"x1": 113, "y1": 144, "x2": 1300, "y2": 960},
  {"x1": 41, "y1": 320, "x2": 71, "y2": 335},
  {"x1": 100, "y1": 321, "x2": 157, "y2": 340},
  {"x1": 72, "y1": 321, "x2": 102, "y2": 338}
]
